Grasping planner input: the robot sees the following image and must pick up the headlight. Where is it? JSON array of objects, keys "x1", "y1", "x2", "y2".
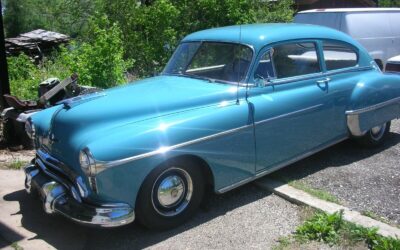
[
  {"x1": 25, "y1": 119, "x2": 35, "y2": 140},
  {"x1": 79, "y1": 148, "x2": 95, "y2": 176},
  {"x1": 79, "y1": 148, "x2": 98, "y2": 194}
]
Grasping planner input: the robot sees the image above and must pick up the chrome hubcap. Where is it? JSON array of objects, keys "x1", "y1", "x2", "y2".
[
  {"x1": 370, "y1": 123, "x2": 386, "y2": 141},
  {"x1": 157, "y1": 175, "x2": 185, "y2": 207},
  {"x1": 152, "y1": 167, "x2": 193, "y2": 217}
]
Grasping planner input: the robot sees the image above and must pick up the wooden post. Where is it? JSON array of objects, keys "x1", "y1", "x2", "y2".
[{"x1": 0, "y1": 1, "x2": 10, "y2": 109}]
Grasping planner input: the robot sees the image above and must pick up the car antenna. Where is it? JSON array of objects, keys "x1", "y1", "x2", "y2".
[{"x1": 236, "y1": 24, "x2": 242, "y2": 105}]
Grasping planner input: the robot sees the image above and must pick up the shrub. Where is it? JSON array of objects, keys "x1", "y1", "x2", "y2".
[
  {"x1": 295, "y1": 210, "x2": 400, "y2": 249},
  {"x1": 7, "y1": 54, "x2": 40, "y2": 100},
  {"x1": 296, "y1": 210, "x2": 343, "y2": 245},
  {"x1": 60, "y1": 16, "x2": 133, "y2": 88}
]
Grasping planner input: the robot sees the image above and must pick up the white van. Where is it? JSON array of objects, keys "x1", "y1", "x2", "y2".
[{"x1": 294, "y1": 8, "x2": 400, "y2": 70}]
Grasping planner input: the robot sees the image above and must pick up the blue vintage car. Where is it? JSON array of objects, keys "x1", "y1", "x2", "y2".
[{"x1": 24, "y1": 23, "x2": 400, "y2": 229}]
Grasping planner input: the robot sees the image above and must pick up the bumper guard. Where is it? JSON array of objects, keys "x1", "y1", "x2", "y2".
[{"x1": 24, "y1": 163, "x2": 135, "y2": 227}]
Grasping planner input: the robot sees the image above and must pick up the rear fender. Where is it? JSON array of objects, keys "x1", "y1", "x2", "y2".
[{"x1": 346, "y1": 72, "x2": 400, "y2": 136}]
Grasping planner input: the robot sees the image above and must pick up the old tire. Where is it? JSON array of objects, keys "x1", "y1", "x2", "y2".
[
  {"x1": 136, "y1": 159, "x2": 205, "y2": 230},
  {"x1": 20, "y1": 125, "x2": 34, "y2": 149},
  {"x1": 2, "y1": 119, "x2": 20, "y2": 146},
  {"x1": 355, "y1": 121, "x2": 391, "y2": 148}
]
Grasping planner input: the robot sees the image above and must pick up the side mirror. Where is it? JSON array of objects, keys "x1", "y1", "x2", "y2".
[{"x1": 254, "y1": 74, "x2": 271, "y2": 87}]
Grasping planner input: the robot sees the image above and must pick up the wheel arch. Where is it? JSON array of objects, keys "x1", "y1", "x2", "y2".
[{"x1": 135, "y1": 154, "x2": 215, "y2": 206}]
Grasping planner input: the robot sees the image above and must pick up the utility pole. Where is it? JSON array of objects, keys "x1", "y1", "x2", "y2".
[{"x1": 0, "y1": 0, "x2": 10, "y2": 109}]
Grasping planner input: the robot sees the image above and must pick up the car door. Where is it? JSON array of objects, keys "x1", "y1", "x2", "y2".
[{"x1": 248, "y1": 41, "x2": 343, "y2": 172}]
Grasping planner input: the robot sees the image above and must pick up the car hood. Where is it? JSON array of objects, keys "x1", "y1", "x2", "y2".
[{"x1": 34, "y1": 75, "x2": 240, "y2": 165}]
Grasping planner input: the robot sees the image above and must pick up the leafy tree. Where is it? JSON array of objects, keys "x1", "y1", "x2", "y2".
[
  {"x1": 2, "y1": 0, "x2": 95, "y2": 37},
  {"x1": 5, "y1": 0, "x2": 295, "y2": 86},
  {"x1": 379, "y1": 0, "x2": 400, "y2": 7},
  {"x1": 3, "y1": 0, "x2": 36, "y2": 37},
  {"x1": 100, "y1": 0, "x2": 294, "y2": 76},
  {"x1": 61, "y1": 16, "x2": 133, "y2": 88}
]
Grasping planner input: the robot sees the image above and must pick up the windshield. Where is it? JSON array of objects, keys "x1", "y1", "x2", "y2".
[{"x1": 163, "y1": 42, "x2": 253, "y2": 83}]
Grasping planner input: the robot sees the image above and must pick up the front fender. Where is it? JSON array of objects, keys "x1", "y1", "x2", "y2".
[
  {"x1": 346, "y1": 71, "x2": 400, "y2": 136},
  {"x1": 87, "y1": 100, "x2": 255, "y2": 206}
]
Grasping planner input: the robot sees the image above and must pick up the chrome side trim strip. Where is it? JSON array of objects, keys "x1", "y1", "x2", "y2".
[
  {"x1": 268, "y1": 66, "x2": 372, "y2": 86},
  {"x1": 323, "y1": 65, "x2": 373, "y2": 77},
  {"x1": 254, "y1": 104, "x2": 323, "y2": 126},
  {"x1": 96, "y1": 104, "x2": 325, "y2": 170},
  {"x1": 97, "y1": 123, "x2": 254, "y2": 169},
  {"x1": 345, "y1": 97, "x2": 400, "y2": 115},
  {"x1": 217, "y1": 136, "x2": 348, "y2": 194}
]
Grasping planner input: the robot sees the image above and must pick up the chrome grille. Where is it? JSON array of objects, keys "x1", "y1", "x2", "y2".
[{"x1": 36, "y1": 149, "x2": 83, "y2": 202}]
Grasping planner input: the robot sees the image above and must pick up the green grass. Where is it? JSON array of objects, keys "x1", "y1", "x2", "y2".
[
  {"x1": 11, "y1": 242, "x2": 23, "y2": 250},
  {"x1": 272, "y1": 236, "x2": 292, "y2": 250},
  {"x1": 362, "y1": 211, "x2": 391, "y2": 224},
  {"x1": 288, "y1": 180, "x2": 341, "y2": 204},
  {"x1": 8, "y1": 161, "x2": 27, "y2": 170},
  {"x1": 361, "y1": 211, "x2": 400, "y2": 230},
  {"x1": 292, "y1": 210, "x2": 400, "y2": 250}
]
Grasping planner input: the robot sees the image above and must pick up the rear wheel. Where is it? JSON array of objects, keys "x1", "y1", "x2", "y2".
[
  {"x1": 355, "y1": 121, "x2": 390, "y2": 147},
  {"x1": 136, "y1": 159, "x2": 204, "y2": 230}
]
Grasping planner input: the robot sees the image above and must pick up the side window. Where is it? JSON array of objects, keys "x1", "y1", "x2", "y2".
[
  {"x1": 272, "y1": 42, "x2": 321, "y2": 78},
  {"x1": 254, "y1": 51, "x2": 275, "y2": 81},
  {"x1": 323, "y1": 41, "x2": 357, "y2": 71}
]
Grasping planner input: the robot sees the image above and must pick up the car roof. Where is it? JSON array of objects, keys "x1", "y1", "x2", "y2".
[
  {"x1": 182, "y1": 23, "x2": 357, "y2": 51},
  {"x1": 298, "y1": 8, "x2": 400, "y2": 13}
]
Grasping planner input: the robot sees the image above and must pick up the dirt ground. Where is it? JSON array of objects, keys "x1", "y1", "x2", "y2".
[{"x1": 0, "y1": 143, "x2": 34, "y2": 169}]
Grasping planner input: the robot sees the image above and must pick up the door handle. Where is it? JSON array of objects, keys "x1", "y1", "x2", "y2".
[{"x1": 316, "y1": 78, "x2": 331, "y2": 84}]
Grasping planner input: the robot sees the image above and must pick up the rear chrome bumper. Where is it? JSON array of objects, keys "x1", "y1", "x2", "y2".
[{"x1": 24, "y1": 163, "x2": 135, "y2": 227}]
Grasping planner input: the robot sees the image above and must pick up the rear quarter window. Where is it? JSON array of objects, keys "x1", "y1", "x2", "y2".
[{"x1": 322, "y1": 41, "x2": 358, "y2": 71}]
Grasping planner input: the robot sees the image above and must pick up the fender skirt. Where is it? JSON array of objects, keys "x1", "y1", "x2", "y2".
[{"x1": 346, "y1": 97, "x2": 400, "y2": 136}]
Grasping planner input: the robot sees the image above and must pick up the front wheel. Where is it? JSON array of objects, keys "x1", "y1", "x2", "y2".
[
  {"x1": 136, "y1": 160, "x2": 205, "y2": 229},
  {"x1": 354, "y1": 121, "x2": 391, "y2": 147}
]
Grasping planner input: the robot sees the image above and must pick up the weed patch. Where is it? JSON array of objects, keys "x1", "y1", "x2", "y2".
[
  {"x1": 294, "y1": 210, "x2": 400, "y2": 249},
  {"x1": 288, "y1": 180, "x2": 340, "y2": 204},
  {"x1": 8, "y1": 161, "x2": 27, "y2": 170}
]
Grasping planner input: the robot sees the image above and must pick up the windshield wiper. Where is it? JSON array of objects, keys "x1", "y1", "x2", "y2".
[{"x1": 164, "y1": 72, "x2": 233, "y2": 85}]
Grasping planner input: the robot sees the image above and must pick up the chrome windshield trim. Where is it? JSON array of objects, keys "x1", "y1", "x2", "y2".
[
  {"x1": 163, "y1": 40, "x2": 256, "y2": 84},
  {"x1": 345, "y1": 97, "x2": 400, "y2": 115}
]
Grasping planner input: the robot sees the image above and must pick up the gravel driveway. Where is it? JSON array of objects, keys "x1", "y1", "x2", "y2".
[
  {"x1": 273, "y1": 119, "x2": 400, "y2": 225},
  {"x1": 0, "y1": 169, "x2": 301, "y2": 250}
]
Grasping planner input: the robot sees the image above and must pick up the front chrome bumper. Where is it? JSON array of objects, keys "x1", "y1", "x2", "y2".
[{"x1": 24, "y1": 163, "x2": 135, "y2": 227}]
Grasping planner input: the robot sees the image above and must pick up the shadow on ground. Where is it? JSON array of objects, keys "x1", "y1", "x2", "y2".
[
  {"x1": 3, "y1": 131, "x2": 399, "y2": 249},
  {"x1": 271, "y1": 131, "x2": 400, "y2": 182},
  {"x1": 3, "y1": 183, "x2": 271, "y2": 250}
]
